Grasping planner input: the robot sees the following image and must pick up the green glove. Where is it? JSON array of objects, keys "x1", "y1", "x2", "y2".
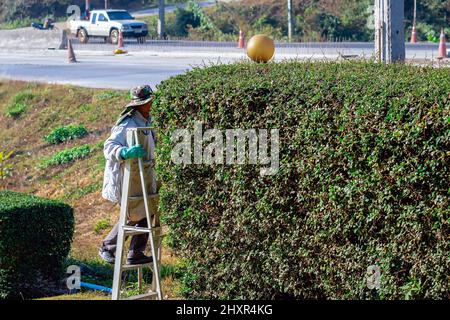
[{"x1": 120, "y1": 145, "x2": 147, "y2": 160}]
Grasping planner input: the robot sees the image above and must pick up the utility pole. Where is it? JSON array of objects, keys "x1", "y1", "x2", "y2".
[
  {"x1": 374, "y1": 0, "x2": 405, "y2": 63},
  {"x1": 105, "y1": 0, "x2": 108, "y2": 10},
  {"x1": 287, "y1": 0, "x2": 293, "y2": 42},
  {"x1": 411, "y1": 0, "x2": 417, "y2": 43},
  {"x1": 158, "y1": 0, "x2": 165, "y2": 39},
  {"x1": 85, "y1": 0, "x2": 90, "y2": 20}
]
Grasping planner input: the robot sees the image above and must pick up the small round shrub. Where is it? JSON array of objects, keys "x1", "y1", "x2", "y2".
[{"x1": 0, "y1": 191, "x2": 74, "y2": 299}]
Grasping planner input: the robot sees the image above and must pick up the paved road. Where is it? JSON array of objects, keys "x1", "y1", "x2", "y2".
[{"x1": 0, "y1": 50, "x2": 239, "y2": 89}]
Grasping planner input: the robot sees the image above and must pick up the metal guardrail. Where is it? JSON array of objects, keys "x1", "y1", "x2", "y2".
[
  {"x1": 69, "y1": 38, "x2": 444, "y2": 61},
  {"x1": 70, "y1": 37, "x2": 443, "y2": 50}
]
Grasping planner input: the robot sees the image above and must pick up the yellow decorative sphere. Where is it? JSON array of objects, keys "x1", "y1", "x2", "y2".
[{"x1": 246, "y1": 34, "x2": 275, "y2": 63}]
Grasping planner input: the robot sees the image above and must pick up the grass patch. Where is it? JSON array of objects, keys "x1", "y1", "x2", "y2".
[
  {"x1": 44, "y1": 125, "x2": 88, "y2": 144},
  {"x1": 0, "y1": 18, "x2": 34, "y2": 30},
  {"x1": 12, "y1": 90, "x2": 34, "y2": 104},
  {"x1": 5, "y1": 103, "x2": 27, "y2": 117},
  {"x1": 79, "y1": 103, "x2": 95, "y2": 113},
  {"x1": 64, "y1": 257, "x2": 114, "y2": 289},
  {"x1": 59, "y1": 182, "x2": 101, "y2": 201},
  {"x1": 93, "y1": 219, "x2": 110, "y2": 234},
  {"x1": 88, "y1": 151, "x2": 107, "y2": 177},
  {"x1": 160, "y1": 262, "x2": 186, "y2": 280},
  {"x1": 0, "y1": 150, "x2": 14, "y2": 180},
  {"x1": 38, "y1": 292, "x2": 109, "y2": 300},
  {"x1": 95, "y1": 90, "x2": 126, "y2": 101},
  {"x1": 4, "y1": 90, "x2": 35, "y2": 118},
  {"x1": 93, "y1": 140, "x2": 104, "y2": 150},
  {"x1": 63, "y1": 256, "x2": 184, "y2": 290},
  {"x1": 41, "y1": 145, "x2": 91, "y2": 168}
]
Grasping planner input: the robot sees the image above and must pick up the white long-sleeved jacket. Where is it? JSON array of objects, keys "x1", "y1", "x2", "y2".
[{"x1": 102, "y1": 111, "x2": 157, "y2": 219}]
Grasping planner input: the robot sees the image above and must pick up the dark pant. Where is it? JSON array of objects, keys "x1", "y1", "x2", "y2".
[{"x1": 102, "y1": 218, "x2": 148, "y2": 258}]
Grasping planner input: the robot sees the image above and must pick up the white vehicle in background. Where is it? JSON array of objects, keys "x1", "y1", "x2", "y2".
[{"x1": 69, "y1": 9, "x2": 148, "y2": 44}]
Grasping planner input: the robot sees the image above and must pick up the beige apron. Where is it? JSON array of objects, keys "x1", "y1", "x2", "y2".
[{"x1": 125, "y1": 129, "x2": 159, "y2": 223}]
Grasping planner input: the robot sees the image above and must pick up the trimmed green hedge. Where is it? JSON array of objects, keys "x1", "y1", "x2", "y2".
[
  {"x1": 153, "y1": 61, "x2": 450, "y2": 299},
  {"x1": 0, "y1": 191, "x2": 74, "y2": 299}
]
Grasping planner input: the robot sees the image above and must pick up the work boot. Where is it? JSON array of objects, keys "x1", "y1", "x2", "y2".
[
  {"x1": 126, "y1": 252, "x2": 153, "y2": 265},
  {"x1": 98, "y1": 248, "x2": 115, "y2": 264}
]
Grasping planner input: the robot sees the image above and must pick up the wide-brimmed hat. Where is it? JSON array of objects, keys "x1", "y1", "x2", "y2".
[{"x1": 125, "y1": 85, "x2": 154, "y2": 108}]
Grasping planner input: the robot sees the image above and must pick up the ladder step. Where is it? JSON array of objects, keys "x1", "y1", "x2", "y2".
[
  {"x1": 128, "y1": 193, "x2": 159, "y2": 201},
  {"x1": 121, "y1": 262, "x2": 153, "y2": 271},
  {"x1": 123, "y1": 226, "x2": 150, "y2": 235},
  {"x1": 123, "y1": 226, "x2": 165, "y2": 237},
  {"x1": 124, "y1": 292, "x2": 158, "y2": 300}
]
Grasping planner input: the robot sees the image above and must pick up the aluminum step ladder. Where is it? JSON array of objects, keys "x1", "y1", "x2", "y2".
[{"x1": 111, "y1": 127, "x2": 164, "y2": 300}]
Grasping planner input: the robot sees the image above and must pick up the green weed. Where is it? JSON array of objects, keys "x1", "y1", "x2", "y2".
[
  {"x1": 5, "y1": 103, "x2": 27, "y2": 117},
  {"x1": 44, "y1": 125, "x2": 88, "y2": 144},
  {"x1": 93, "y1": 219, "x2": 111, "y2": 234},
  {"x1": 0, "y1": 150, "x2": 14, "y2": 180},
  {"x1": 59, "y1": 182, "x2": 101, "y2": 201},
  {"x1": 12, "y1": 90, "x2": 34, "y2": 104},
  {"x1": 95, "y1": 90, "x2": 125, "y2": 101},
  {"x1": 4, "y1": 90, "x2": 35, "y2": 118},
  {"x1": 41, "y1": 145, "x2": 91, "y2": 168}
]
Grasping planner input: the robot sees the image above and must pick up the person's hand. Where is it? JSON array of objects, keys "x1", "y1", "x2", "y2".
[{"x1": 120, "y1": 145, "x2": 147, "y2": 160}]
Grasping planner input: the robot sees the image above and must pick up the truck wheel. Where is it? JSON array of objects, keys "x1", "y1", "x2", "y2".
[
  {"x1": 78, "y1": 28, "x2": 89, "y2": 44},
  {"x1": 110, "y1": 29, "x2": 119, "y2": 45}
]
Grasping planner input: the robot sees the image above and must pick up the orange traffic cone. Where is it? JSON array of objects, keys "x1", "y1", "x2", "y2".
[
  {"x1": 118, "y1": 30, "x2": 124, "y2": 49},
  {"x1": 238, "y1": 30, "x2": 245, "y2": 49},
  {"x1": 114, "y1": 30, "x2": 127, "y2": 54},
  {"x1": 437, "y1": 28, "x2": 447, "y2": 59},
  {"x1": 410, "y1": 24, "x2": 417, "y2": 43},
  {"x1": 67, "y1": 38, "x2": 77, "y2": 63}
]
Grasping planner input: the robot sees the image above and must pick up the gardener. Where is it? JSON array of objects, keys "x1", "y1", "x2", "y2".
[{"x1": 99, "y1": 85, "x2": 158, "y2": 265}]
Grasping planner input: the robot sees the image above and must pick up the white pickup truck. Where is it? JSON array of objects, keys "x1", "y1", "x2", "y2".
[{"x1": 69, "y1": 9, "x2": 148, "y2": 44}]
